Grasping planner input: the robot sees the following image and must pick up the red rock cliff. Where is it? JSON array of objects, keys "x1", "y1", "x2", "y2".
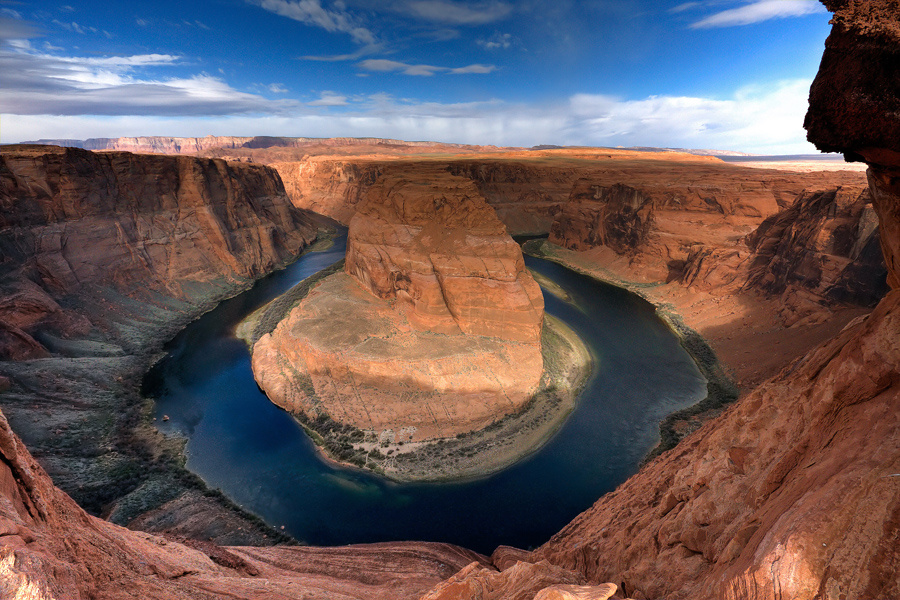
[
  {"x1": 0, "y1": 145, "x2": 317, "y2": 359},
  {"x1": 518, "y1": 3, "x2": 900, "y2": 599},
  {"x1": 346, "y1": 170, "x2": 544, "y2": 343}
]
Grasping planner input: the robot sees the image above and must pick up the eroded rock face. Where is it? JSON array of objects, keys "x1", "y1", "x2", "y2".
[
  {"x1": 252, "y1": 170, "x2": 545, "y2": 446},
  {"x1": 0, "y1": 407, "x2": 491, "y2": 599},
  {"x1": 346, "y1": 173, "x2": 544, "y2": 343},
  {"x1": 549, "y1": 182, "x2": 654, "y2": 254},
  {"x1": 0, "y1": 145, "x2": 317, "y2": 358},
  {"x1": 0, "y1": 145, "x2": 319, "y2": 541},
  {"x1": 252, "y1": 272, "x2": 543, "y2": 442},
  {"x1": 523, "y1": 3, "x2": 900, "y2": 600},
  {"x1": 273, "y1": 158, "x2": 384, "y2": 224},
  {"x1": 744, "y1": 186, "x2": 887, "y2": 314}
]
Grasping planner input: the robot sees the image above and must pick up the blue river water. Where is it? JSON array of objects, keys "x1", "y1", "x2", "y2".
[{"x1": 145, "y1": 233, "x2": 705, "y2": 554}]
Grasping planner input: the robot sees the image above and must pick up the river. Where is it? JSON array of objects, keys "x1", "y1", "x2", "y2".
[{"x1": 144, "y1": 232, "x2": 705, "y2": 554}]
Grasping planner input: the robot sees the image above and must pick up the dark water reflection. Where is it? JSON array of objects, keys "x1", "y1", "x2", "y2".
[{"x1": 145, "y1": 234, "x2": 705, "y2": 554}]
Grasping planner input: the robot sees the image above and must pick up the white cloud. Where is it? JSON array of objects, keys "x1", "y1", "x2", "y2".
[
  {"x1": 357, "y1": 58, "x2": 496, "y2": 76},
  {"x1": 691, "y1": 0, "x2": 825, "y2": 28},
  {"x1": 253, "y1": 0, "x2": 375, "y2": 44},
  {"x1": 52, "y1": 20, "x2": 98, "y2": 35},
  {"x1": 449, "y1": 63, "x2": 496, "y2": 74},
  {"x1": 477, "y1": 32, "x2": 511, "y2": 50},
  {"x1": 309, "y1": 91, "x2": 348, "y2": 106},
  {"x1": 267, "y1": 83, "x2": 289, "y2": 93},
  {"x1": 299, "y1": 43, "x2": 383, "y2": 62},
  {"x1": 0, "y1": 42, "x2": 302, "y2": 116},
  {"x1": 403, "y1": 1, "x2": 512, "y2": 25},
  {"x1": 3, "y1": 79, "x2": 819, "y2": 154},
  {"x1": 670, "y1": 2, "x2": 701, "y2": 13},
  {"x1": 567, "y1": 79, "x2": 816, "y2": 153}
]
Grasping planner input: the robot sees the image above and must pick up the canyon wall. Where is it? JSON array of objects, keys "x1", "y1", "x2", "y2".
[
  {"x1": 0, "y1": 145, "x2": 317, "y2": 359},
  {"x1": 28, "y1": 135, "x2": 504, "y2": 156},
  {"x1": 345, "y1": 171, "x2": 544, "y2": 342},
  {"x1": 0, "y1": 406, "x2": 491, "y2": 600},
  {"x1": 495, "y1": 3, "x2": 900, "y2": 599},
  {"x1": 0, "y1": 145, "x2": 320, "y2": 542}
]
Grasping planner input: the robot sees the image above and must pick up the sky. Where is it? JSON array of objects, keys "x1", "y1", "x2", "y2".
[{"x1": 0, "y1": 0, "x2": 834, "y2": 153}]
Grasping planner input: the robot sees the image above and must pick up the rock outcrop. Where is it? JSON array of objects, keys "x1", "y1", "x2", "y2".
[
  {"x1": 346, "y1": 173, "x2": 544, "y2": 342},
  {"x1": 548, "y1": 182, "x2": 654, "y2": 255},
  {"x1": 251, "y1": 169, "x2": 545, "y2": 451},
  {"x1": 0, "y1": 406, "x2": 491, "y2": 599},
  {"x1": 743, "y1": 186, "x2": 887, "y2": 319},
  {"x1": 272, "y1": 158, "x2": 384, "y2": 223}
]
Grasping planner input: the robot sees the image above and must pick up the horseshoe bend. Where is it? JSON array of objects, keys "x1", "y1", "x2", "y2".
[{"x1": 1, "y1": 1, "x2": 899, "y2": 599}]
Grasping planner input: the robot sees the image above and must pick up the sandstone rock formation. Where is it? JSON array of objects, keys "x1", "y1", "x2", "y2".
[
  {"x1": 0, "y1": 406, "x2": 491, "y2": 599},
  {"x1": 29, "y1": 135, "x2": 506, "y2": 158},
  {"x1": 0, "y1": 145, "x2": 319, "y2": 541},
  {"x1": 0, "y1": 145, "x2": 317, "y2": 359},
  {"x1": 251, "y1": 169, "x2": 545, "y2": 451},
  {"x1": 251, "y1": 272, "x2": 543, "y2": 442},
  {"x1": 273, "y1": 158, "x2": 383, "y2": 223},
  {"x1": 548, "y1": 182, "x2": 654, "y2": 255},
  {"x1": 508, "y1": 3, "x2": 900, "y2": 599},
  {"x1": 743, "y1": 186, "x2": 887, "y2": 319},
  {"x1": 346, "y1": 173, "x2": 544, "y2": 342}
]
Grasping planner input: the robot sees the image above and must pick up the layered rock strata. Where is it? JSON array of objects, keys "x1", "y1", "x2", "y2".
[
  {"x1": 0, "y1": 145, "x2": 319, "y2": 541},
  {"x1": 0, "y1": 407, "x2": 492, "y2": 600},
  {"x1": 0, "y1": 145, "x2": 317, "y2": 358},
  {"x1": 507, "y1": 3, "x2": 900, "y2": 599},
  {"x1": 252, "y1": 171, "x2": 545, "y2": 448},
  {"x1": 345, "y1": 175, "x2": 544, "y2": 342}
]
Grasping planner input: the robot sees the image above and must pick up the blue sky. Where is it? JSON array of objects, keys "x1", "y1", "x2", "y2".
[{"x1": 0, "y1": 0, "x2": 832, "y2": 152}]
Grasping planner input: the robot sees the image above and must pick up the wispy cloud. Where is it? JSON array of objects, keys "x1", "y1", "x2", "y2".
[
  {"x1": 357, "y1": 58, "x2": 496, "y2": 76},
  {"x1": 52, "y1": 20, "x2": 97, "y2": 35},
  {"x1": 691, "y1": 0, "x2": 825, "y2": 28},
  {"x1": 0, "y1": 38, "x2": 301, "y2": 116},
  {"x1": 477, "y1": 31, "x2": 511, "y2": 50},
  {"x1": 670, "y1": 2, "x2": 701, "y2": 13},
  {"x1": 358, "y1": 59, "x2": 443, "y2": 76},
  {"x1": 253, "y1": 0, "x2": 375, "y2": 44},
  {"x1": 308, "y1": 91, "x2": 348, "y2": 106},
  {"x1": 449, "y1": 63, "x2": 495, "y2": 74},
  {"x1": 268, "y1": 83, "x2": 289, "y2": 93},
  {"x1": 299, "y1": 43, "x2": 383, "y2": 62},
  {"x1": 402, "y1": 1, "x2": 512, "y2": 25}
]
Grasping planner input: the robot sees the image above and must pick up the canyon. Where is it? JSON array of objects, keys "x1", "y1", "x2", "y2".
[{"x1": 1, "y1": 1, "x2": 899, "y2": 598}]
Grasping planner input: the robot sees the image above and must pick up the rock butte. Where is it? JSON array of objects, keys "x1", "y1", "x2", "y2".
[
  {"x1": 251, "y1": 169, "x2": 545, "y2": 445},
  {"x1": 0, "y1": 2, "x2": 898, "y2": 597}
]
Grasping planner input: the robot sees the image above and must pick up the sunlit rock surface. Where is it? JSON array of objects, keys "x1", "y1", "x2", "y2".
[{"x1": 252, "y1": 169, "x2": 544, "y2": 444}]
